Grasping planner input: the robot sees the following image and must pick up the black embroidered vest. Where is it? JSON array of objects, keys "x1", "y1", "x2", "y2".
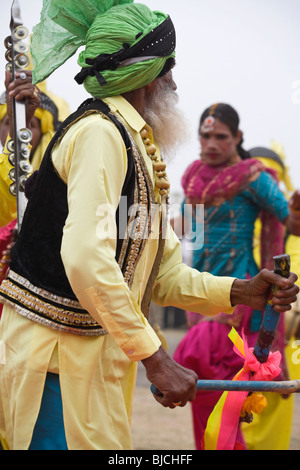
[{"x1": 0, "y1": 99, "x2": 144, "y2": 336}]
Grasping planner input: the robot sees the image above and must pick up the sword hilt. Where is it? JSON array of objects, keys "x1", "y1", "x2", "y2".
[{"x1": 253, "y1": 254, "x2": 291, "y2": 363}]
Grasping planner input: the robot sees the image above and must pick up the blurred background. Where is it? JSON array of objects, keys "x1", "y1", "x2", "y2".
[
  {"x1": 1, "y1": 0, "x2": 300, "y2": 450},
  {"x1": 1, "y1": 0, "x2": 299, "y2": 203}
]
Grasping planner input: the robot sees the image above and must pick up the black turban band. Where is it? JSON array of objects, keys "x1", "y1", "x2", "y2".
[{"x1": 74, "y1": 15, "x2": 176, "y2": 86}]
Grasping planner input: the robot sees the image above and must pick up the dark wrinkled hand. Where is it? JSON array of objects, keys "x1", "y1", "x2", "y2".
[
  {"x1": 142, "y1": 346, "x2": 198, "y2": 408},
  {"x1": 5, "y1": 70, "x2": 41, "y2": 135},
  {"x1": 289, "y1": 190, "x2": 300, "y2": 212},
  {"x1": 239, "y1": 269, "x2": 299, "y2": 313},
  {"x1": 0, "y1": 240, "x2": 15, "y2": 266}
]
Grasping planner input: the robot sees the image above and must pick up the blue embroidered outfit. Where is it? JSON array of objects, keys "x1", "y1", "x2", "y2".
[{"x1": 189, "y1": 171, "x2": 288, "y2": 279}]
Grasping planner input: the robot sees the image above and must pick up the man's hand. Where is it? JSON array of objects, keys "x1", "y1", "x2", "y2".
[
  {"x1": 5, "y1": 69, "x2": 41, "y2": 135},
  {"x1": 286, "y1": 190, "x2": 300, "y2": 236},
  {"x1": 142, "y1": 346, "x2": 198, "y2": 408},
  {"x1": 289, "y1": 190, "x2": 300, "y2": 212},
  {"x1": 231, "y1": 269, "x2": 299, "y2": 312}
]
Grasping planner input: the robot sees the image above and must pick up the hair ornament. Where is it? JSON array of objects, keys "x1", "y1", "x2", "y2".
[{"x1": 200, "y1": 115, "x2": 215, "y2": 133}]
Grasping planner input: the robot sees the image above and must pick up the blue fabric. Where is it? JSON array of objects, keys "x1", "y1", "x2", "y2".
[
  {"x1": 29, "y1": 373, "x2": 68, "y2": 450},
  {"x1": 182, "y1": 171, "x2": 289, "y2": 279}
]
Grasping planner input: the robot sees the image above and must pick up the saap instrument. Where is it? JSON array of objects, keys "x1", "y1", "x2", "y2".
[{"x1": 4, "y1": 0, "x2": 32, "y2": 230}]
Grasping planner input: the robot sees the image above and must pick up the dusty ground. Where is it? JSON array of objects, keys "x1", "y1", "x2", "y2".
[{"x1": 131, "y1": 329, "x2": 300, "y2": 451}]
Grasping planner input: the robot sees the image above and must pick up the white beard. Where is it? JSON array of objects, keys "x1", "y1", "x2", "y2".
[{"x1": 143, "y1": 81, "x2": 189, "y2": 162}]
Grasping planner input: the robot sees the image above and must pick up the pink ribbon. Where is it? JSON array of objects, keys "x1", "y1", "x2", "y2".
[
  {"x1": 215, "y1": 330, "x2": 281, "y2": 450},
  {"x1": 233, "y1": 330, "x2": 282, "y2": 381}
]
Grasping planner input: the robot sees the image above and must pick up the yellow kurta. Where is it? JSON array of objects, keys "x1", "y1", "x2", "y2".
[{"x1": 0, "y1": 96, "x2": 235, "y2": 450}]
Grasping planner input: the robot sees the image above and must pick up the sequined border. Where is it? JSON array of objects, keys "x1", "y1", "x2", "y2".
[
  {"x1": 0, "y1": 272, "x2": 107, "y2": 337},
  {"x1": 117, "y1": 129, "x2": 156, "y2": 289},
  {"x1": 7, "y1": 270, "x2": 84, "y2": 309}
]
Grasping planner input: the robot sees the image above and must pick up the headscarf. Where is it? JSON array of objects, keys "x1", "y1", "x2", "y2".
[
  {"x1": 181, "y1": 158, "x2": 265, "y2": 208},
  {"x1": 31, "y1": 1, "x2": 176, "y2": 97}
]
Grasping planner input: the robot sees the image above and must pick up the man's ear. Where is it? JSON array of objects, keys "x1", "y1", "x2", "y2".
[{"x1": 144, "y1": 78, "x2": 158, "y2": 97}]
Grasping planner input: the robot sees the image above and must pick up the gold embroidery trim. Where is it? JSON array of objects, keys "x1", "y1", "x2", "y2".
[
  {"x1": 0, "y1": 272, "x2": 107, "y2": 336},
  {"x1": 117, "y1": 130, "x2": 156, "y2": 290},
  {"x1": 8, "y1": 270, "x2": 83, "y2": 308}
]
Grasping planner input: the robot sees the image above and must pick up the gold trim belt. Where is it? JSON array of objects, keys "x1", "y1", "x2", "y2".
[{"x1": 0, "y1": 270, "x2": 108, "y2": 337}]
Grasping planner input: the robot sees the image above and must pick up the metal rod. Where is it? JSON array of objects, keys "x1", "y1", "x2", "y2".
[
  {"x1": 195, "y1": 379, "x2": 300, "y2": 394},
  {"x1": 151, "y1": 380, "x2": 300, "y2": 396}
]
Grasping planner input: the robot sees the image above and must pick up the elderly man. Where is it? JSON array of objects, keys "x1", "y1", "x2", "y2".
[{"x1": 0, "y1": 1, "x2": 298, "y2": 450}]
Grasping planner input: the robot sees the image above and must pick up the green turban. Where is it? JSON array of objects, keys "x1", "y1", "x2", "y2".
[{"x1": 31, "y1": 0, "x2": 176, "y2": 97}]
